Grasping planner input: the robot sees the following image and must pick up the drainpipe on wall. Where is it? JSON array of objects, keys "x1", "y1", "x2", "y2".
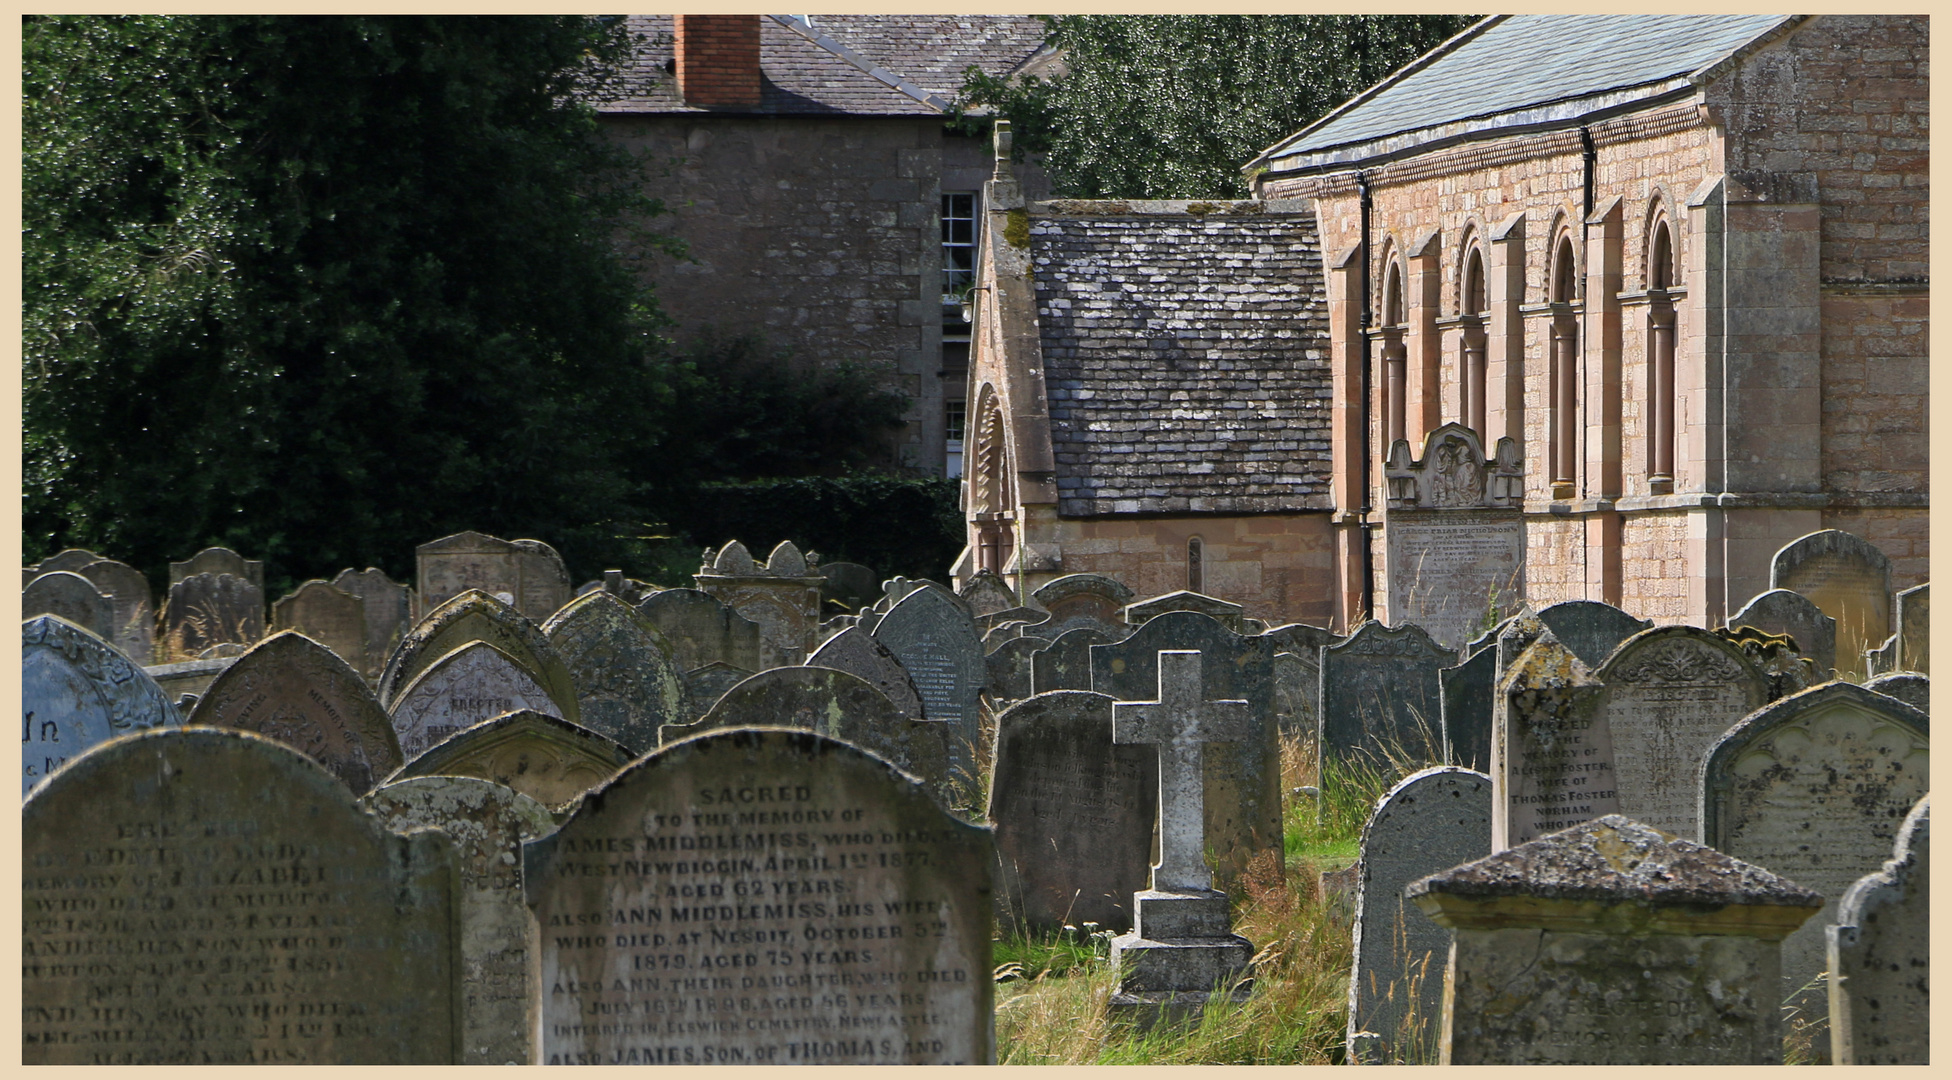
[
  {"x1": 1580, "y1": 126, "x2": 1596, "y2": 220},
  {"x1": 1357, "y1": 171, "x2": 1377, "y2": 624}
]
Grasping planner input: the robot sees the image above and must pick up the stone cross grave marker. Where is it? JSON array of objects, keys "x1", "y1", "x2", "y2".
[
  {"x1": 23, "y1": 570, "x2": 117, "y2": 644},
  {"x1": 523, "y1": 727, "x2": 997, "y2": 1065},
  {"x1": 1770, "y1": 528, "x2": 1892, "y2": 677},
  {"x1": 168, "y1": 544, "x2": 263, "y2": 589},
  {"x1": 160, "y1": 571, "x2": 265, "y2": 660},
  {"x1": 873, "y1": 583, "x2": 986, "y2": 786},
  {"x1": 1318, "y1": 621, "x2": 1454, "y2": 771},
  {"x1": 188, "y1": 630, "x2": 404, "y2": 794},
  {"x1": 75, "y1": 557, "x2": 156, "y2": 664},
  {"x1": 391, "y1": 708, "x2": 633, "y2": 809},
  {"x1": 272, "y1": 579, "x2": 368, "y2": 671},
  {"x1": 362, "y1": 775, "x2": 560, "y2": 1065},
  {"x1": 1728, "y1": 587, "x2": 1838, "y2": 675},
  {"x1": 21, "y1": 614, "x2": 180, "y2": 796},
  {"x1": 1534, "y1": 598, "x2": 1652, "y2": 670},
  {"x1": 543, "y1": 590, "x2": 686, "y2": 755},
  {"x1": 990, "y1": 690, "x2": 1157, "y2": 934},
  {"x1": 22, "y1": 727, "x2": 461, "y2": 1064},
  {"x1": 1492, "y1": 632, "x2": 1617, "y2": 850},
  {"x1": 1826, "y1": 794, "x2": 1929, "y2": 1066},
  {"x1": 389, "y1": 640, "x2": 566, "y2": 761},
  {"x1": 333, "y1": 566, "x2": 414, "y2": 679},
  {"x1": 808, "y1": 626, "x2": 926, "y2": 721},
  {"x1": 637, "y1": 587, "x2": 765, "y2": 675},
  {"x1": 378, "y1": 589, "x2": 579, "y2": 723}
]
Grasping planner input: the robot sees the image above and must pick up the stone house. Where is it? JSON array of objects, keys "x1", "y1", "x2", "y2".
[
  {"x1": 585, "y1": 14, "x2": 1053, "y2": 477},
  {"x1": 962, "y1": 14, "x2": 1926, "y2": 632}
]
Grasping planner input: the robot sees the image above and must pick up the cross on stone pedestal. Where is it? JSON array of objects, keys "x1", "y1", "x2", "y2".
[{"x1": 1112, "y1": 650, "x2": 1253, "y2": 893}]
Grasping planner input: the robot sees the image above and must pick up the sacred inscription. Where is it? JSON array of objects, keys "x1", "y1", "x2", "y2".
[
  {"x1": 1384, "y1": 510, "x2": 1523, "y2": 651},
  {"x1": 1496, "y1": 640, "x2": 1617, "y2": 848},
  {"x1": 1598, "y1": 632, "x2": 1764, "y2": 840}
]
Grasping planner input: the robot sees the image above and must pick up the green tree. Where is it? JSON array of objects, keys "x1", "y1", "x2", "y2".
[{"x1": 960, "y1": 15, "x2": 1479, "y2": 199}]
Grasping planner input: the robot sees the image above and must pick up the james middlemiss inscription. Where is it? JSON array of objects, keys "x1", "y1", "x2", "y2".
[{"x1": 525, "y1": 728, "x2": 995, "y2": 1065}]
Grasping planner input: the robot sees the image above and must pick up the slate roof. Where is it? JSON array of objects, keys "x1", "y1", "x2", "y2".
[
  {"x1": 1030, "y1": 202, "x2": 1332, "y2": 518},
  {"x1": 585, "y1": 14, "x2": 1048, "y2": 117},
  {"x1": 1259, "y1": 14, "x2": 1794, "y2": 171}
]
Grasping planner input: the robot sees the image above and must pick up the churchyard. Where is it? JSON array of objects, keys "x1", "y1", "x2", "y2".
[{"x1": 21, "y1": 527, "x2": 1929, "y2": 1064}]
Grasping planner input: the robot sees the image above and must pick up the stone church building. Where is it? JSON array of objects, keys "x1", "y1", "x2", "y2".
[{"x1": 959, "y1": 14, "x2": 1927, "y2": 638}]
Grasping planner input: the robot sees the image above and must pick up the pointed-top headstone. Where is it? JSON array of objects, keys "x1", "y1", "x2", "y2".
[
  {"x1": 707, "y1": 539, "x2": 758, "y2": 575},
  {"x1": 959, "y1": 569, "x2": 1021, "y2": 617},
  {"x1": 1492, "y1": 631, "x2": 1613, "y2": 849},
  {"x1": 389, "y1": 639, "x2": 566, "y2": 760},
  {"x1": 391, "y1": 708, "x2": 633, "y2": 809},
  {"x1": 764, "y1": 538, "x2": 810, "y2": 577},
  {"x1": 542, "y1": 590, "x2": 685, "y2": 755},
  {"x1": 190, "y1": 630, "x2": 404, "y2": 794},
  {"x1": 873, "y1": 582, "x2": 986, "y2": 783},
  {"x1": 378, "y1": 589, "x2": 579, "y2": 722},
  {"x1": 22, "y1": 614, "x2": 180, "y2": 796},
  {"x1": 1123, "y1": 590, "x2": 1246, "y2": 632}
]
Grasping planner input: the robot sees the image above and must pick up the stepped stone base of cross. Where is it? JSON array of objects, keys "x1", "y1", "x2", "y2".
[{"x1": 1105, "y1": 650, "x2": 1258, "y2": 1029}]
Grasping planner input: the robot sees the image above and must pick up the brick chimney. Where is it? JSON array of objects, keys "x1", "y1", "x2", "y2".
[{"x1": 674, "y1": 15, "x2": 762, "y2": 107}]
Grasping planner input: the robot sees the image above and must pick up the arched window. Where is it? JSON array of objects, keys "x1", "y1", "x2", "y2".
[
  {"x1": 1380, "y1": 255, "x2": 1408, "y2": 447},
  {"x1": 1186, "y1": 536, "x2": 1204, "y2": 594},
  {"x1": 1548, "y1": 232, "x2": 1580, "y2": 494},
  {"x1": 1646, "y1": 217, "x2": 1677, "y2": 488},
  {"x1": 1459, "y1": 245, "x2": 1488, "y2": 437}
]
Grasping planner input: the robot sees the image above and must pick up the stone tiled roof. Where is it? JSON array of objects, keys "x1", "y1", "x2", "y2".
[
  {"x1": 585, "y1": 14, "x2": 1047, "y2": 117},
  {"x1": 1030, "y1": 201, "x2": 1332, "y2": 517}
]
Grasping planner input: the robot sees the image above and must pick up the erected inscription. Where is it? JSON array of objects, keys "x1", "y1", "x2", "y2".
[
  {"x1": 1384, "y1": 511, "x2": 1523, "y2": 652},
  {"x1": 1494, "y1": 635, "x2": 1618, "y2": 849}
]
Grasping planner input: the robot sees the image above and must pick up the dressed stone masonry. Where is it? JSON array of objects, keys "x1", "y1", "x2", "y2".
[
  {"x1": 1826, "y1": 794, "x2": 1929, "y2": 1065},
  {"x1": 1409, "y1": 815, "x2": 1823, "y2": 1064}
]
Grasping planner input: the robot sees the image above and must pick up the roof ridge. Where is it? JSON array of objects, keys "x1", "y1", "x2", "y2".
[{"x1": 770, "y1": 14, "x2": 953, "y2": 113}]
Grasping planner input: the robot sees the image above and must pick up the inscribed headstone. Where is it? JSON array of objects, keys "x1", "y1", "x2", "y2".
[
  {"x1": 377, "y1": 589, "x2": 579, "y2": 722},
  {"x1": 22, "y1": 727, "x2": 460, "y2": 1063},
  {"x1": 390, "y1": 640, "x2": 565, "y2": 761},
  {"x1": 188, "y1": 630, "x2": 404, "y2": 794},
  {"x1": 74, "y1": 558, "x2": 156, "y2": 665},
  {"x1": 1491, "y1": 633, "x2": 1616, "y2": 850},
  {"x1": 334, "y1": 566, "x2": 414, "y2": 678},
  {"x1": 1826, "y1": 795, "x2": 1929, "y2": 1065},
  {"x1": 990, "y1": 690, "x2": 1157, "y2": 934},
  {"x1": 873, "y1": 584, "x2": 986, "y2": 784},
  {"x1": 1318, "y1": 621, "x2": 1454, "y2": 769},
  {"x1": 1380, "y1": 424, "x2": 1526, "y2": 652},
  {"x1": 160, "y1": 571, "x2": 265, "y2": 660},
  {"x1": 1534, "y1": 599, "x2": 1652, "y2": 670},
  {"x1": 681, "y1": 661, "x2": 755, "y2": 721},
  {"x1": 637, "y1": 587, "x2": 765, "y2": 674},
  {"x1": 983, "y1": 634, "x2": 1050, "y2": 708},
  {"x1": 1122, "y1": 590, "x2": 1245, "y2": 632},
  {"x1": 542, "y1": 590, "x2": 685, "y2": 755},
  {"x1": 271, "y1": 579, "x2": 367, "y2": 670},
  {"x1": 1728, "y1": 587, "x2": 1838, "y2": 675},
  {"x1": 391, "y1": 708, "x2": 632, "y2": 809},
  {"x1": 1865, "y1": 671, "x2": 1928, "y2": 713},
  {"x1": 362, "y1": 776, "x2": 559, "y2": 1065},
  {"x1": 1271, "y1": 652, "x2": 1317, "y2": 742},
  {"x1": 524, "y1": 728, "x2": 996, "y2": 1064},
  {"x1": 1895, "y1": 581, "x2": 1928, "y2": 674},
  {"x1": 1770, "y1": 529, "x2": 1893, "y2": 678},
  {"x1": 168, "y1": 545, "x2": 263, "y2": 589},
  {"x1": 21, "y1": 614, "x2": 180, "y2": 796},
  {"x1": 22, "y1": 570, "x2": 116, "y2": 642},
  {"x1": 1030, "y1": 626, "x2": 1115, "y2": 694},
  {"x1": 416, "y1": 530, "x2": 569, "y2": 620},
  {"x1": 808, "y1": 626, "x2": 926, "y2": 721},
  {"x1": 1438, "y1": 647, "x2": 1494, "y2": 772}
]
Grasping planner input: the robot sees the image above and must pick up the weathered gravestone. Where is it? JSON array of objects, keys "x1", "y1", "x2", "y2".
[
  {"x1": 990, "y1": 691, "x2": 1157, "y2": 934},
  {"x1": 1534, "y1": 598, "x2": 1652, "y2": 670},
  {"x1": 1702, "y1": 680, "x2": 1929, "y2": 1056},
  {"x1": 817, "y1": 560, "x2": 880, "y2": 613},
  {"x1": 1894, "y1": 580, "x2": 1928, "y2": 674},
  {"x1": 377, "y1": 589, "x2": 579, "y2": 722},
  {"x1": 1263, "y1": 622, "x2": 1335, "y2": 742},
  {"x1": 1594, "y1": 626, "x2": 1767, "y2": 841},
  {"x1": 333, "y1": 567, "x2": 415, "y2": 679},
  {"x1": 981, "y1": 634, "x2": 1049, "y2": 708},
  {"x1": 1123, "y1": 590, "x2": 1246, "y2": 633},
  {"x1": 34, "y1": 547, "x2": 107, "y2": 575},
  {"x1": 188, "y1": 630, "x2": 404, "y2": 795},
  {"x1": 1492, "y1": 633, "x2": 1617, "y2": 850},
  {"x1": 543, "y1": 591, "x2": 686, "y2": 755},
  {"x1": 168, "y1": 545, "x2": 263, "y2": 589},
  {"x1": 362, "y1": 776, "x2": 559, "y2": 1065},
  {"x1": 1865, "y1": 671, "x2": 1929, "y2": 713},
  {"x1": 21, "y1": 615, "x2": 180, "y2": 796},
  {"x1": 75, "y1": 558, "x2": 157, "y2": 665},
  {"x1": 271, "y1": 579, "x2": 367, "y2": 671},
  {"x1": 1770, "y1": 529, "x2": 1892, "y2": 678},
  {"x1": 142, "y1": 657, "x2": 233, "y2": 706},
  {"x1": 1728, "y1": 587, "x2": 1838, "y2": 675},
  {"x1": 1093, "y1": 612, "x2": 1279, "y2": 891},
  {"x1": 873, "y1": 583, "x2": 986, "y2": 786},
  {"x1": 682, "y1": 661, "x2": 757, "y2": 720},
  {"x1": 160, "y1": 571, "x2": 265, "y2": 661},
  {"x1": 22, "y1": 728, "x2": 461, "y2": 1063},
  {"x1": 524, "y1": 727, "x2": 997, "y2": 1064},
  {"x1": 416, "y1": 530, "x2": 571, "y2": 622},
  {"x1": 1379, "y1": 423, "x2": 1526, "y2": 651},
  {"x1": 975, "y1": 604, "x2": 1050, "y2": 639},
  {"x1": 958, "y1": 568, "x2": 1020, "y2": 617},
  {"x1": 1030, "y1": 625, "x2": 1116, "y2": 694},
  {"x1": 1827, "y1": 794, "x2": 1929, "y2": 1066},
  {"x1": 808, "y1": 627, "x2": 926, "y2": 721},
  {"x1": 1107, "y1": 651, "x2": 1257, "y2": 1026},
  {"x1": 1318, "y1": 621, "x2": 1453, "y2": 771},
  {"x1": 391, "y1": 709, "x2": 633, "y2": 810},
  {"x1": 1409, "y1": 815, "x2": 1823, "y2": 1065},
  {"x1": 1715, "y1": 623, "x2": 1820, "y2": 702},
  {"x1": 1438, "y1": 647, "x2": 1495, "y2": 772},
  {"x1": 637, "y1": 587, "x2": 765, "y2": 675},
  {"x1": 389, "y1": 640, "x2": 566, "y2": 761},
  {"x1": 22, "y1": 570, "x2": 116, "y2": 642},
  {"x1": 1033, "y1": 572, "x2": 1133, "y2": 630},
  {"x1": 694, "y1": 540, "x2": 827, "y2": 667},
  {"x1": 1345, "y1": 767, "x2": 1492, "y2": 1065}
]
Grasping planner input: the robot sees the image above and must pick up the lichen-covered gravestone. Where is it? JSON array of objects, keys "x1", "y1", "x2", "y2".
[
  {"x1": 1826, "y1": 794, "x2": 1929, "y2": 1065},
  {"x1": 808, "y1": 626, "x2": 926, "y2": 721},
  {"x1": 692, "y1": 539, "x2": 827, "y2": 667},
  {"x1": 160, "y1": 571, "x2": 265, "y2": 660},
  {"x1": 524, "y1": 728, "x2": 996, "y2": 1064},
  {"x1": 22, "y1": 728, "x2": 461, "y2": 1063},
  {"x1": 1318, "y1": 621, "x2": 1454, "y2": 769},
  {"x1": 389, "y1": 640, "x2": 566, "y2": 760},
  {"x1": 1346, "y1": 767, "x2": 1491, "y2": 1065},
  {"x1": 1534, "y1": 599, "x2": 1652, "y2": 670},
  {"x1": 333, "y1": 566, "x2": 415, "y2": 679},
  {"x1": 1702, "y1": 681, "x2": 1929, "y2": 1060},
  {"x1": 1030, "y1": 625, "x2": 1116, "y2": 694},
  {"x1": 1865, "y1": 671, "x2": 1929, "y2": 713},
  {"x1": 1769, "y1": 528, "x2": 1892, "y2": 678},
  {"x1": 22, "y1": 570, "x2": 117, "y2": 644},
  {"x1": 681, "y1": 660, "x2": 756, "y2": 720},
  {"x1": 990, "y1": 690, "x2": 1157, "y2": 934},
  {"x1": 1491, "y1": 632, "x2": 1617, "y2": 850},
  {"x1": 362, "y1": 775, "x2": 560, "y2": 1065},
  {"x1": 1438, "y1": 647, "x2": 1495, "y2": 772},
  {"x1": 983, "y1": 634, "x2": 1050, "y2": 708},
  {"x1": 21, "y1": 614, "x2": 180, "y2": 796},
  {"x1": 272, "y1": 579, "x2": 368, "y2": 671},
  {"x1": 391, "y1": 708, "x2": 633, "y2": 810},
  {"x1": 378, "y1": 589, "x2": 579, "y2": 723},
  {"x1": 188, "y1": 630, "x2": 404, "y2": 795},
  {"x1": 636, "y1": 587, "x2": 765, "y2": 675},
  {"x1": 873, "y1": 584, "x2": 986, "y2": 786},
  {"x1": 1727, "y1": 587, "x2": 1838, "y2": 675},
  {"x1": 415, "y1": 530, "x2": 570, "y2": 622},
  {"x1": 543, "y1": 590, "x2": 686, "y2": 755},
  {"x1": 74, "y1": 557, "x2": 157, "y2": 664}
]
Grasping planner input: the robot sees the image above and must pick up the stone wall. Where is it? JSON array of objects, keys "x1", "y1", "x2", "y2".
[
  {"x1": 1034, "y1": 512, "x2": 1336, "y2": 628},
  {"x1": 1620, "y1": 510, "x2": 1692, "y2": 623}
]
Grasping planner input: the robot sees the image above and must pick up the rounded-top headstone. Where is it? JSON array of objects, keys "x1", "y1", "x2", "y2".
[
  {"x1": 379, "y1": 588, "x2": 579, "y2": 722},
  {"x1": 22, "y1": 570, "x2": 116, "y2": 640},
  {"x1": 33, "y1": 547, "x2": 106, "y2": 575},
  {"x1": 542, "y1": 590, "x2": 686, "y2": 755},
  {"x1": 161, "y1": 570, "x2": 265, "y2": 659},
  {"x1": 22, "y1": 614, "x2": 180, "y2": 796},
  {"x1": 1827, "y1": 794, "x2": 1929, "y2": 1065},
  {"x1": 1864, "y1": 671, "x2": 1928, "y2": 714},
  {"x1": 637, "y1": 587, "x2": 765, "y2": 674},
  {"x1": 1728, "y1": 587, "x2": 1838, "y2": 674},
  {"x1": 74, "y1": 557, "x2": 157, "y2": 663}
]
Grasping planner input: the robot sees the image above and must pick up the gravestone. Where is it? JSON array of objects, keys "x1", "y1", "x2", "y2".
[
  {"x1": 1702, "y1": 681, "x2": 1929, "y2": 1055},
  {"x1": 21, "y1": 615, "x2": 180, "y2": 796},
  {"x1": 1260, "y1": 621, "x2": 1338, "y2": 661},
  {"x1": 74, "y1": 558, "x2": 156, "y2": 665},
  {"x1": 1714, "y1": 623, "x2": 1820, "y2": 702},
  {"x1": 1534, "y1": 599, "x2": 1652, "y2": 670},
  {"x1": 524, "y1": 728, "x2": 996, "y2": 1064},
  {"x1": 637, "y1": 587, "x2": 765, "y2": 674},
  {"x1": 1033, "y1": 572, "x2": 1133, "y2": 629},
  {"x1": 1030, "y1": 626, "x2": 1116, "y2": 694},
  {"x1": 975, "y1": 605, "x2": 1050, "y2": 638},
  {"x1": 958, "y1": 568, "x2": 1021, "y2": 616},
  {"x1": 415, "y1": 530, "x2": 570, "y2": 621},
  {"x1": 1727, "y1": 587, "x2": 1837, "y2": 675},
  {"x1": 362, "y1": 776, "x2": 560, "y2": 1065},
  {"x1": 681, "y1": 661, "x2": 756, "y2": 721},
  {"x1": 1461, "y1": 613, "x2": 1515, "y2": 660},
  {"x1": 160, "y1": 571, "x2": 265, "y2": 661},
  {"x1": 990, "y1": 691, "x2": 1158, "y2": 934},
  {"x1": 1492, "y1": 633, "x2": 1616, "y2": 850},
  {"x1": 1594, "y1": 626, "x2": 1767, "y2": 841},
  {"x1": 693, "y1": 539, "x2": 827, "y2": 667},
  {"x1": 1865, "y1": 671, "x2": 1929, "y2": 713},
  {"x1": 389, "y1": 640, "x2": 566, "y2": 761},
  {"x1": 1346, "y1": 767, "x2": 1492, "y2": 1065},
  {"x1": 818, "y1": 560, "x2": 880, "y2": 613},
  {"x1": 34, "y1": 547, "x2": 107, "y2": 575},
  {"x1": 377, "y1": 589, "x2": 579, "y2": 722},
  {"x1": 1318, "y1": 621, "x2": 1454, "y2": 770},
  {"x1": 1894, "y1": 581, "x2": 1928, "y2": 674},
  {"x1": 1123, "y1": 590, "x2": 1245, "y2": 633},
  {"x1": 1770, "y1": 529, "x2": 1892, "y2": 677},
  {"x1": 1438, "y1": 647, "x2": 1495, "y2": 772},
  {"x1": 22, "y1": 727, "x2": 460, "y2": 1063},
  {"x1": 807, "y1": 626, "x2": 926, "y2": 721},
  {"x1": 1107, "y1": 651, "x2": 1257, "y2": 1026},
  {"x1": 142, "y1": 657, "x2": 233, "y2": 706},
  {"x1": 168, "y1": 545, "x2": 263, "y2": 589},
  {"x1": 1380, "y1": 424, "x2": 1526, "y2": 650},
  {"x1": 982, "y1": 634, "x2": 1049, "y2": 708},
  {"x1": 391, "y1": 709, "x2": 633, "y2": 809},
  {"x1": 1410, "y1": 815, "x2": 1823, "y2": 1064},
  {"x1": 542, "y1": 591, "x2": 686, "y2": 755},
  {"x1": 188, "y1": 630, "x2": 404, "y2": 794},
  {"x1": 271, "y1": 579, "x2": 367, "y2": 670},
  {"x1": 1827, "y1": 794, "x2": 1929, "y2": 1065},
  {"x1": 1263, "y1": 623, "x2": 1334, "y2": 742},
  {"x1": 334, "y1": 567, "x2": 414, "y2": 679},
  {"x1": 873, "y1": 584, "x2": 986, "y2": 785},
  {"x1": 1093, "y1": 611, "x2": 1280, "y2": 890},
  {"x1": 22, "y1": 570, "x2": 116, "y2": 642}
]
